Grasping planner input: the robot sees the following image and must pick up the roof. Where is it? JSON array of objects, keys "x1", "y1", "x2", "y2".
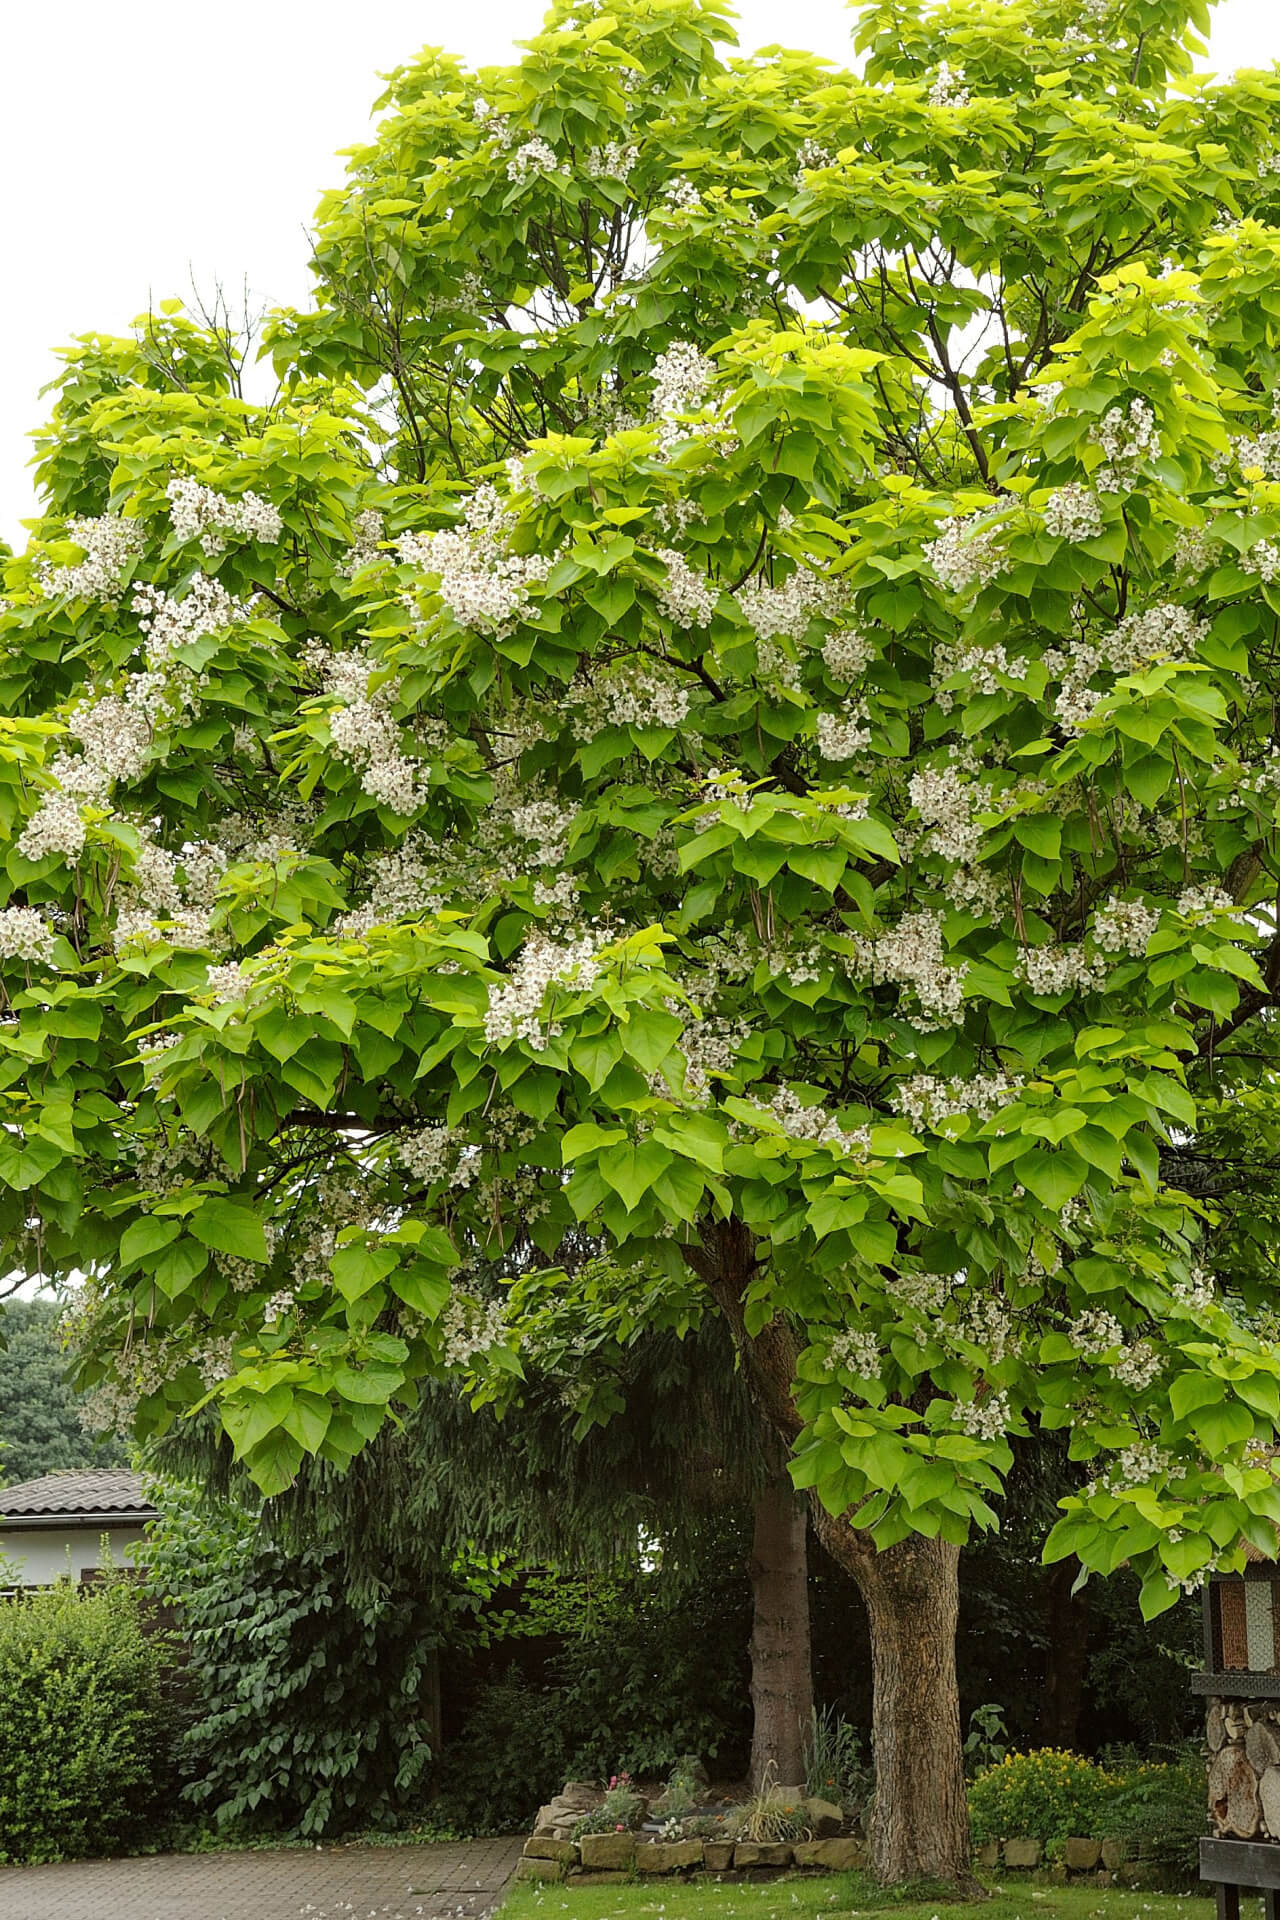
[{"x1": 0, "y1": 1470, "x2": 156, "y2": 1528}]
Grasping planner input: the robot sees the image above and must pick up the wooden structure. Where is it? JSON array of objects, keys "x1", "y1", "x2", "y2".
[{"x1": 1200, "y1": 1564, "x2": 1280, "y2": 1920}]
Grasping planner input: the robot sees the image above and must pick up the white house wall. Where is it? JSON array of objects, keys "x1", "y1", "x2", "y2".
[{"x1": 0, "y1": 1524, "x2": 148, "y2": 1586}]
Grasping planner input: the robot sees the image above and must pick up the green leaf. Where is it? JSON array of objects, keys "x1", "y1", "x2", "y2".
[{"x1": 192, "y1": 1196, "x2": 271, "y2": 1264}]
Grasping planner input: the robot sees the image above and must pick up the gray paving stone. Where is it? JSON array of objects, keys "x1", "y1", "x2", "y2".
[{"x1": 0, "y1": 1834, "x2": 524, "y2": 1920}]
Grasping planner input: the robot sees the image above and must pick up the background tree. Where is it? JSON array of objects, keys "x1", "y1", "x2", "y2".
[
  {"x1": 0, "y1": 1299, "x2": 125, "y2": 1484},
  {"x1": 4, "y1": 0, "x2": 1280, "y2": 1886}
]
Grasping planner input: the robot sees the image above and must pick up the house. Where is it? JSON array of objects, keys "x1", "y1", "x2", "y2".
[{"x1": 0, "y1": 1469, "x2": 156, "y2": 1586}]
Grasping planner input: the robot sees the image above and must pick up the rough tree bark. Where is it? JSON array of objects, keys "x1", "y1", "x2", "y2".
[
  {"x1": 749, "y1": 1467, "x2": 813, "y2": 1789},
  {"x1": 687, "y1": 1217, "x2": 976, "y2": 1888}
]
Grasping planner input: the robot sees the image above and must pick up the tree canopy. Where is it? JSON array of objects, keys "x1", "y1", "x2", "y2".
[{"x1": 4, "y1": 0, "x2": 1280, "y2": 1655}]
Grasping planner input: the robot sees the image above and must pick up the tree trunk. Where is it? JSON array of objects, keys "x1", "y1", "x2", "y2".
[
  {"x1": 749, "y1": 1469, "x2": 813, "y2": 1790},
  {"x1": 689, "y1": 1218, "x2": 975, "y2": 1887},
  {"x1": 844, "y1": 1532, "x2": 972, "y2": 1884},
  {"x1": 1037, "y1": 1554, "x2": 1089, "y2": 1749}
]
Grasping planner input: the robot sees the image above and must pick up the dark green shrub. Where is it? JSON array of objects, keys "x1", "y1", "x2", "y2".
[
  {"x1": 1096, "y1": 1753, "x2": 1204, "y2": 1884},
  {"x1": 432, "y1": 1669, "x2": 570, "y2": 1834},
  {"x1": 143, "y1": 1484, "x2": 475, "y2": 1838},
  {"x1": 0, "y1": 1578, "x2": 171, "y2": 1863}
]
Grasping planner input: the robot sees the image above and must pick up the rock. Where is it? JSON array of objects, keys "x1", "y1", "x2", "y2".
[
  {"x1": 703, "y1": 1843, "x2": 735, "y2": 1873},
  {"x1": 734, "y1": 1842, "x2": 793, "y2": 1869},
  {"x1": 802, "y1": 1797, "x2": 844, "y2": 1838},
  {"x1": 1048, "y1": 1864, "x2": 1069, "y2": 1886},
  {"x1": 562, "y1": 1781, "x2": 600, "y2": 1802},
  {"x1": 1004, "y1": 1838, "x2": 1043, "y2": 1869},
  {"x1": 515, "y1": 1858, "x2": 567, "y2": 1883},
  {"x1": 1119, "y1": 1863, "x2": 1155, "y2": 1888},
  {"x1": 535, "y1": 1789, "x2": 600, "y2": 1833},
  {"x1": 766, "y1": 1784, "x2": 808, "y2": 1806},
  {"x1": 572, "y1": 1872, "x2": 630, "y2": 1885},
  {"x1": 578, "y1": 1833, "x2": 637, "y2": 1871},
  {"x1": 1249, "y1": 1722, "x2": 1280, "y2": 1771},
  {"x1": 973, "y1": 1842, "x2": 1000, "y2": 1870},
  {"x1": 524, "y1": 1837, "x2": 577, "y2": 1864},
  {"x1": 636, "y1": 1841, "x2": 704, "y2": 1873},
  {"x1": 1064, "y1": 1838, "x2": 1102, "y2": 1870},
  {"x1": 793, "y1": 1839, "x2": 866, "y2": 1871},
  {"x1": 1100, "y1": 1840, "x2": 1127, "y2": 1871},
  {"x1": 1097, "y1": 1872, "x2": 1115, "y2": 1888}
]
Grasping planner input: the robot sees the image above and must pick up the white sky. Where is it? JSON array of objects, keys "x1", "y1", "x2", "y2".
[{"x1": 1, "y1": 0, "x2": 1278, "y2": 546}]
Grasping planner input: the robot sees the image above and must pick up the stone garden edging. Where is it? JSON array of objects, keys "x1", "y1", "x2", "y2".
[{"x1": 516, "y1": 1832, "x2": 867, "y2": 1884}]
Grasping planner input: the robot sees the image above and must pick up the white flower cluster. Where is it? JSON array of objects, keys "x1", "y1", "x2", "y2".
[
  {"x1": 662, "y1": 176, "x2": 701, "y2": 211},
  {"x1": 311, "y1": 643, "x2": 426, "y2": 816},
  {"x1": 17, "y1": 791, "x2": 87, "y2": 864},
  {"x1": 343, "y1": 508, "x2": 386, "y2": 577},
  {"x1": 205, "y1": 960, "x2": 255, "y2": 1004},
  {"x1": 37, "y1": 516, "x2": 145, "y2": 602},
  {"x1": 1177, "y1": 884, "x2": 1239, "y2": 919},
  {"x1": 506, "y1": 137, "x2": 559, "y2": 184},
  {"x1": 656, "y1": 549, "x2": 719, "y2": 628},
  {"x1": 166, "y1": 477, "x2": 282, "y2": 555},
  {"x1": 739, "y1": 565, "x2": 844, "y2": 645},
  {"x1": 908, "y1": 764, "x2": 982, "y2": 865},
  {"x1": 1016, "y1": 943, "x2": 1107, "y2": 996},
  {"x1": 571, "y1": 661, "x2": 692, "y2": 738},
  {"x1": 1242, "y1": 540, "x2": 1280, "y2": 583},
  {"x1": 511, "y1": 799, "x2": 579, "y2": 866},
  {"x1": 1047, "y1": 602, "x2": 1206, "y2": 734},
  {"x1": 761, "y1": 1084, "x2": 871, "y2": 1156},
  {"x1": 0, "y1": 906, "x2": 57, "y2": 966},
  {"x1": 1091, "y1": 397, "x2": 1158, "y2": 492},
  {"x1": 650, "y1": 340, "x2": 713, "y2": 422},
  {"x1": 952, "y1": 1388, "x2": 1009, "y2": 1441},
  {"x1": 1091, "y1": 1438, "x2": 1169, "y2": 1496},
  {"x1": 483, "y1": 928, "x2": 610, "y2": 1050},
  {"x1": 924, "y1": 507, "x2": 1011, "y2": 595},
  {"x1": 586, "y1": 141, "x2": 638, "y2": 180},
  {"x1": 1169, "y1": 1266, "x2": 1215, "y2": 1313},
  {"x1": 678, "y1": 1016, "x2": 747, "y2": 1098},
  {"x1": 1091, "y1": 894, "x2": 1160, "y2": 955},
  {"x1": 1042, "y1": 485, "x2": 1104, "y2": 543},
  {"x1": 928, "y1": 61, "x2": 970, "y2": 108},
  {"x1": 399, "y1": 484, "x2": 551, "y2": 639},
  {"x1": 815, "y1": 704, "x2": 871, "y2": 759},
  {"x1": 851, "y1": 909, "x2": 967, "y2": 1028},
  {"x1": 439, "y1": 1294, "x2": 509, "y2": 1369},
  {"x1": 133, "y1": 574, "x2": 253, "y2": 669},
  {"x1": 827, "y1": 1326, "x2": 880, "y2": 1379},
  {"x1": 396, "y1": 1124, "x2": 478, "y2": 1191},
  {"x1": 822, "y1": 628, "x2": 873, "y2": 680},
  {"x1": 1070, "y1": 1307, "x2": 1125, "y2": 1357},
  {"x1": 885, "y1": 1270, "x2": 952, "y2": 1343},
  {"x1": 932, "y1": 639, "x2": 1027, "y2": 714},
  {"x1": 1174, "y1": 526, "x2": 1219, "y2": 576},
  {"x1": 794, "y1": 138, "x2": 835, "y2": 187},
  {"x1": 895, "y1": 1069, "x2": 1021, "y2": 1130},
  {"x1": 1231, "y1": 428, "x2": 1280, "y2": 479}
]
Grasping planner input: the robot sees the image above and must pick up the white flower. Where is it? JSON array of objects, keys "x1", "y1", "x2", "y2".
[
  {"x1": 924, "y1": 506, "x2": 1010, "y2": 595},
  {"x1": 399, "y1": 484, "x2": 550, "y2": 639},
  {"x1": 655, "y1": 549, "x2": 719, "y2": 628},
  {"x1": 166, "y1": 477, "x2": 282, "y2": 554},
  {"x1": 17, "y1": 793, "x2": 86, "y2": 865},
  {"x1": 662, "y1": 176, "x2": 701, "y2": 211},
  {"x1": 0, "y1": 907, "x2": 57, "y2": 965},
  {"x1": 1091, "y1": 895, "x2": 1160, "y2": 956},
  {"x1": 484, "y1": 930, "x2": 612, "y2": 1051},
  {"x1": 1091, "y1": 397, "x2": 1158, "y2": 491},
  {"x1": 928, "y1": 61, "x2": 970, "y2": 109},
  {"x1": 815, "y1": 705, "x2": 871, "y2": 759},
  {"x1": 506, "y1": 137, "x2": 559, "y2": 184},
  {"x1": 36, "y1": 516, "x2": 145, "y2": 602},
  {"x1": 953, "y1": 1389, "x2": 1008, "y2": 1441},
  {"x1": 586, "y1": 141, "x2": 639, "y2": 181},
  {"x1": 827, "y1": 1326, "x2": 880, "y2": 1379},
  {"x1": 1042, "y1": 485, "x2": 1103, "y2": 543},
  {"x1": 822, "y1": 628, "x2": 872, "y2": 680},
  {"x1": 205, "y1": 961, "x2": 255, "y2": 1004}
]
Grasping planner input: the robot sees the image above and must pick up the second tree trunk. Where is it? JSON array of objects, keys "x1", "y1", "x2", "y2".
[{"x1": 748, "y1": 1470, "x2": 813, "y2": 1790}]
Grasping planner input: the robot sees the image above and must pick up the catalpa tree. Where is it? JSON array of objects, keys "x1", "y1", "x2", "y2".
[{"x1": 6, "y1": 0, "x2": 1280, "y2": 1881}]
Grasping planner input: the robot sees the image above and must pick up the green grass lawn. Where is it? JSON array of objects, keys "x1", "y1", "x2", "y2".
[{"x1": 500, "y1": 1874, "x2": 1221, "y2": 1920}]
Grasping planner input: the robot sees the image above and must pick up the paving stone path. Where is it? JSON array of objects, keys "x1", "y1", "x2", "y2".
[{"x1": 0, "y1": 1833, "x2": 525, "y2": 1920}]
